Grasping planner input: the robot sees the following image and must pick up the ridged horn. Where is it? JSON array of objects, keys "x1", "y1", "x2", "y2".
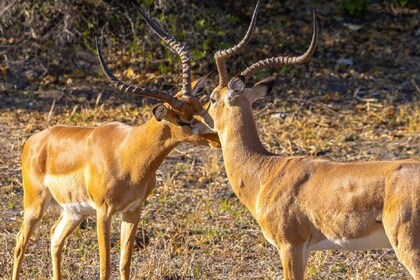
[
  {"x1": 132, "y1": 3, "x2": 192, "y2": 97},
  {"x1": 241, "y1": 11, "x2": 318, "y2": 80},
  {"x1": 96, "y1": 37, "x2": 185, "y2": 109},
  {"x1": 214, "y1": 1, "x2": 260, "y2": 87}
]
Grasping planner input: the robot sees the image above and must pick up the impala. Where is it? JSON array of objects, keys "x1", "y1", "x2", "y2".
[
  {"x1": 207, "y1": 3, "x2": 420, "y2": 279},
  {"x1": 12, "y1": 5, "x2": 219, "y2": 280}
]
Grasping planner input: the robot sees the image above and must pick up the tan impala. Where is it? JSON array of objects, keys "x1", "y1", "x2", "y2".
[
  {"x1": 207, "y1": 3, "x2": 420, "y2": 279},
  {"x1": 12, "y1": 5, "x2": 219, "y2": 280}
]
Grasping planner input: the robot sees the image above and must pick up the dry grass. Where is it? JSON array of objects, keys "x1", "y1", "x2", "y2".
[{"x1": 0, "y1": 90, "x2": 418, "y2": 279}]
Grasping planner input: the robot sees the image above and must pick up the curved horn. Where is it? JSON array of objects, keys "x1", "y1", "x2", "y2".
[
  {"x1": 214, "y1": 1, "x2": 260, "y2": 87},
  {"x1": 96, "y1": 37, "x2": 185, "y2": 109},
  {"x1": 132, "y1": 3, "x2": 192, "y2": 97},
  {"x1": 241, "y1": 11, "x2": 318, "y2": 80}
]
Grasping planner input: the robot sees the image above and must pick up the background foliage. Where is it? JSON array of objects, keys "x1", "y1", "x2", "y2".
[{"x1": 1, "y1": 0, "x2": 417, "y2": 92}]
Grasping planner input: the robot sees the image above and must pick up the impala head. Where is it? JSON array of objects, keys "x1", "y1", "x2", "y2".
[
  {"x1": 150, "y1": 74, "x2": 220, "y2": 148},
  {"x1": 209, "y1": 75, "x2": 277, "y2": 132},
  {"x1": 96, "y1": 4, "x2": 220, "y2": 148},
  {"x1": 208, "y1": 3, "x2": 318, "y2": 133}
]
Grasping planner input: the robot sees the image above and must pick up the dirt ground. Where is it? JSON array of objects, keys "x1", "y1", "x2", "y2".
[{"x1": 1, "y1": 2, "x2": 419, "y2": 279}]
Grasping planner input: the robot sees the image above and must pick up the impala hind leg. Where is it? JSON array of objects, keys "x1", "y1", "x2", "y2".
[
  {"x1": 397, "y1": 249, "x2": 420, "y2": 280},
  {"x1": 12, "y1": 187, "x2": 52, "y2": 280},
  {"x1": 386, "y1": 231, "x2": 420, "y2": 279},
  {"x1": 383, "y1": 201, "x2": 420, "y2": 279},
  {"x1": 120, "y1": 208, "x2": 142, "y2": 280},
  {"x1": 384, "y1": 220, "x2": 420, "y2": 279},
  {"x1": 50, "y1": 210, "x2": 84, "y2": 280},
  {"x1": 278, "y1": 243, "x2": 307, "y2": 280}
]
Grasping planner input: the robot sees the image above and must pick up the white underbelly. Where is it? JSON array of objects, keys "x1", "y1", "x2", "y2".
[
  {"x1": 60, "y1": 201, "x2": 96, "y2": 215},
  {"x1": 309, "y1": 229, "x2": 392, "y2": 251},
  {"x1": 44, "y1": 173, "x2": 96, "y2": 215}
]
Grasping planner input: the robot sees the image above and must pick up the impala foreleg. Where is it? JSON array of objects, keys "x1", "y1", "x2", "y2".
[
  {"x1": 119, "y1": 208, "x2": 142, "y2": 280},
  {"x1": 97, "y1": 209, "x2": 112, "y2": 280},
  {"x1": 50, "y1": 210, "x2": 84, "y2": 280},
  {"x1": 278, "y1": 243, "x2": 307, "y2": 280}
]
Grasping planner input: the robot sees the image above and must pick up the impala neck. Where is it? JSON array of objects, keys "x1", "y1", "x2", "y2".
[
  {"x1": 123, "y1": 118, "x2": 180, "y2": 182},
  {"x1": 219, "y1": 106, "x2": 273, "y2": 217}
]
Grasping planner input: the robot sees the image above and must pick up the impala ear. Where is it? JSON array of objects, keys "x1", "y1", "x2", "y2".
[
  {"x1": 152, "y1": 104, "x2": 167, "y2": 121},
  {"x1": 228, "y1": 75, "x2": 245, "y2": 93},
  {"x1": 248, "y1": 76, "x2": 277, "y2": 104},
  {"x1": 227, "y1": 75, "x2": 245, "y2": 101},
  {"x1": 191, "y1": 73, "x2": 211, "y2": 96}
]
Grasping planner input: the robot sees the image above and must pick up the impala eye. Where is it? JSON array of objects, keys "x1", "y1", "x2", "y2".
[{"x1": 209, "y1": 92, "x2": 217, "y2": 104}]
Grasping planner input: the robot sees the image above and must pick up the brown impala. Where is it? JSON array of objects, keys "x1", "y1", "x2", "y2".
[
  {"x1": 207, "y1": 2, "x2": 420, "y2": 279},
  {"x1": 12, "y1": 4, "x2": 219, "y2": 280}
]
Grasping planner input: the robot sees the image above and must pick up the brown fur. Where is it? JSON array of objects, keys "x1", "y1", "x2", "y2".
[
  {"x1": 12, "y1": 79, "x2": 220, "y2": 280},
  {"x1": 208, "y1": 79, "x2": 420, "y2": 280}
]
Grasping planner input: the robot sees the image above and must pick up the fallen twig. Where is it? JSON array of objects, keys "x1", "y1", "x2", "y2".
[
  {"x1": 46, "y1": 99, "x2": 56, "y2": 126},
  {"x1": 411, "y1": 79, "x2": 420, "y2": 99}
]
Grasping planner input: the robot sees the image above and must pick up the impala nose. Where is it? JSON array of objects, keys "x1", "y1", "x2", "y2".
[{"x1": 190, "y1": 119, "x2": 198, "y2": 135}]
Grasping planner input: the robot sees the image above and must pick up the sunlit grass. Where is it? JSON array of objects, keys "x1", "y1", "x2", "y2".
[{"x1": 1, "y1": 85, "x2": 418, "y2": 279}]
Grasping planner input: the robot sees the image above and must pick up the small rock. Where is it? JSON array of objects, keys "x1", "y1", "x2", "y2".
[
  {"x1": 336, "y1": 58, "x2": 354, "y2": 66},
  {"x1": 370, "y1": 92, "x2": 382, "y2": 99},
  {"x1": 343, "y1": 23, "x2": 363, "y2": 31}
]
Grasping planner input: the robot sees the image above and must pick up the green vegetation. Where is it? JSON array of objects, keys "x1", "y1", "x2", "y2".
[
  {"x1": 341, "y1": 0, "x2": 418, "y2": 16},
  {"x1": 341, "y1": 0, "x2": 370, "y2": 16}
]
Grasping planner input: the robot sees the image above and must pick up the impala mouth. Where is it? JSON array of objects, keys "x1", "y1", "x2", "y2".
[
  {"x1": 176, "y1": 120, "x2": 190, "y2": 127},
  {"x1": 190, "y1": 113, "x2": 216, "y2": 134}
]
